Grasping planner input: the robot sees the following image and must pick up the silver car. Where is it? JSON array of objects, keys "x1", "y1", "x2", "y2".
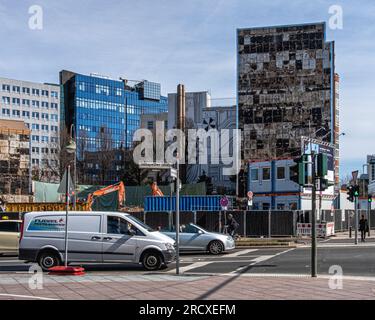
[{"x1": 162, "y1": 223, "x2": 235, "y2": 254}]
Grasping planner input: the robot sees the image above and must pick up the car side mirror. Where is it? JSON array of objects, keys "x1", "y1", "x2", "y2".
[{"x1": 197, "y1": 230, "x2": 203, "y2": 235}]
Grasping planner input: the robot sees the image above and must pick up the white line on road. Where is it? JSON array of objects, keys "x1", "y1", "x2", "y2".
[
  {"x1": 0, "y1": 294, "x2": 58, "y2": 300},
  {"x1": 167, "y1": 261, "x2": 213, "y2": 274},
  {"x1": 230, "y1": 248, "x2": 296, "y2": 274},
  {"x1": 224, "y1": 249, "x2": 258, "y2": 257}
]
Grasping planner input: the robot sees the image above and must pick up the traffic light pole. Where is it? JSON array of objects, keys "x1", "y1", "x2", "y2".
[
  {"x1": 355, "y1": 196, "x2": 358, "y2": 245},
  {"x1": 368, "y1": 199, "x2": 371, "y2": 237},
  {"x1": 311, "y1": 152, "x2": 317, "y2": 278}
]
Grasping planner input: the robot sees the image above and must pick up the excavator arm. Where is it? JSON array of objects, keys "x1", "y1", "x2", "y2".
[{"x1": 87, "y1": 181, "x2": 126, "y2": 210}]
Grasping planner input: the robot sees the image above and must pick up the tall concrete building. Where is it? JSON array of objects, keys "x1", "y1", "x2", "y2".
[
  {"x1": 0, "y1": 77, "x2": 60, "y2": 182},
  {"x1": 0, "y1": 119, "x2": 31, "y2": 203},
  {"x1": 237, "y1": 22, "x2": 339, "y2": 209},
  {"x1": 237, "y1": 22, "x2": 337, "y2": 161}
]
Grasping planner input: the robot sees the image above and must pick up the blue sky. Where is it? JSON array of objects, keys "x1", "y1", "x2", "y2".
[{"x1": 0, "y1": 0, "x2": 374, "y2": 178}]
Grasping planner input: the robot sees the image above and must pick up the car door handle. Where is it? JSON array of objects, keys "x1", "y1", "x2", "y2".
[
  {"x1": 91, "y1": 236, "x2": 101, "y2": 240},
  {"x1": 103, "y1": 237, "x2": 112, "y2": 241}
]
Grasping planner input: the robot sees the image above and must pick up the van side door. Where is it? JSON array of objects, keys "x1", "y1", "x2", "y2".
[
  {"x1": 102, "y1": 215, "x2": 138, "y2": 262},
  {"x1": 66, "y1": 214, "x2": 103, "y2": 262}
]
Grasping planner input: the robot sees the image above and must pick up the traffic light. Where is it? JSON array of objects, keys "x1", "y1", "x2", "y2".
[
  {"x1": 317, "y1": 153, "x2": 328, "y2": 178},
  {"x1": 290, "y1": 155, "x2": 308, "y2": 186},
  {"x1": 320, "y1": 178, "x2": 329, "y2": 191},
  {"x1": 347, "y1": 185, "x2": 354, "y2": 203},
  {"x1": 353, "y1": 185, "x2": 360, "y2": 198},
  {"x1": 368, "y1": 195, "x2": 373, "y2": 203}
]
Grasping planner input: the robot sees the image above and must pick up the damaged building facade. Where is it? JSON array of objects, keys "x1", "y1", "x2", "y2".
[
  {"x1": 0, "y1": 120, "x2": 31, "y2": 203},
  {"x1": 237, "y1": 22, "x2": 339, "y2": 209}
]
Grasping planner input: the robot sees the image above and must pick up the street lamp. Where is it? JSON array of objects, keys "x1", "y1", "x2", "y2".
[{"x1": 66, "y1": 124, "x2": 77, "y2": 210}]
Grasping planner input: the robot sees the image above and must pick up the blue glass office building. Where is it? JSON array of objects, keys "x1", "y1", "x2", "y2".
[{"x1": 60, "y1": 70, "x2": 167, "y2": 184}]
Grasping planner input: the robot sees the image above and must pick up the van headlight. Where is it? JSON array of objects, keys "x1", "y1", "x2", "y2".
[{"x1": 165, "y1": 243, "x2": 174, "y2": 250}]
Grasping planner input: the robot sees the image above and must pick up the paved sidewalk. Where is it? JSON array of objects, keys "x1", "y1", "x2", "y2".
[{"x1": 0, "y1": 273, "x2": 374, "y2": 300}]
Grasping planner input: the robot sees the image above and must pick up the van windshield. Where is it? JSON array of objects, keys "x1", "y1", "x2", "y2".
[{"x1": 126, "y1": 215, "x2": 155, "y2": 232}]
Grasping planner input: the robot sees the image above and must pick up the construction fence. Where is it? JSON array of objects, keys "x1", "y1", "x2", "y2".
[{"x1": 129, "y1": 209, "x2": 375, "y2": 237}]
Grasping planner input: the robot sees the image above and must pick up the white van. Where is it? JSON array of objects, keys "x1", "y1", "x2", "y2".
[{"x1": 19, "y1": 211, "x2": 176, "y2": 271}]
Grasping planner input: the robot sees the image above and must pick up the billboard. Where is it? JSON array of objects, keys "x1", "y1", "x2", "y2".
[{"x1": 301, "y1": 137, "x2": 335, "y2": 196}]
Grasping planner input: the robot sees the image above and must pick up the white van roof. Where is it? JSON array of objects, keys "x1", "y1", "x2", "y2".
[{"x1": 24, "y1": 211, "x2": 130, "y2": 217}]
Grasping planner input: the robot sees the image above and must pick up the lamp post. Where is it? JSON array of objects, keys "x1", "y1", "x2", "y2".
[
  {"x1": 67, "y1": 124, "x2": 77, "y2": 210},
  {"x1": 63, "y1": 139, "x2": 76, "y2": 268}
]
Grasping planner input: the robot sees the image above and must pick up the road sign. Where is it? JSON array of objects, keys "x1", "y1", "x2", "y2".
[
  {"x1": 352, "y1": 170, "x2": 359, "y2": 184},
  {"x1": 220, "y1": 196, "x2": 229, "y2": 208},
  {"x1": 170, "y1": 168, "x2": 177, "y2": 179},
  {"x1": 57, "y1": 169, "x2": 74, "y2": 195},
  {"x1": 247, "y1": 191, "x2": 253, "y2": 199}
]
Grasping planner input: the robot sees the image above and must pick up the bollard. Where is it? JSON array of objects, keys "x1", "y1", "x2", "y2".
[{"x1": 349, "y1": 226, "x2": 352, "y2": 238}]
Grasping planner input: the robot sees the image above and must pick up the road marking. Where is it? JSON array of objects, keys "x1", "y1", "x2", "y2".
[
  {"x1": 230, "y1": 248, "x2": 295, "y2": 274},
  {"x1": 0, "y1": 260, "x2": 25, "y2": 263},
  {"x1": 300, "y1": 243, "x2": 375, "y2": 248},
  {"x1": 167, "y1": 261, "x2": 213, "y2": 274},
  {"x1": 224, "y1": 249, "x2": 258, "y2": 257},
  {"x1": 0, "y1": 294, "x2": 58, "y2": 300}
]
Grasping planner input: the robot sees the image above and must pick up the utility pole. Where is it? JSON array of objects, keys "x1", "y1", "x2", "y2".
[
  {"x1": 175, "y1": 158, "x2": 180, "y2": 275},
  {"x1": 368, "y1": 196, "x2": 372, "y2": 237},
  {"x1": 355, "y1": 193, "x2": 358, "y2": 245},
  {"x1": 311, "y1": 152, "x2": 317, "y2": 277}
]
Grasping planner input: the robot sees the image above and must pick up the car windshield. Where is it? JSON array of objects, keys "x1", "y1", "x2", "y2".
[{"x1": 126, "y1": 215, "x2": 155, "y2": 232}]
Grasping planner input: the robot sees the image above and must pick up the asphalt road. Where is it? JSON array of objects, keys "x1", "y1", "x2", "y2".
[{"x1": 1, "y1": 240, "x2": 375, "y2": 277}]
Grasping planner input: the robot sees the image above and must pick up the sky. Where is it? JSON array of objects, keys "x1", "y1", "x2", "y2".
[{"x1": 0, "y1": 0, "x2": 374, "y2": 178}]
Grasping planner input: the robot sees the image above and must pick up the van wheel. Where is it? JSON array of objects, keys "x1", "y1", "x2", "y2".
[
  {"x1": 38, "y1": 251, "x2": 61, "y2": 271},
  {"x1": 208, "y1": 240, "x2": 224, "y2": 255},
  {"x1": 142, "y1": 251, "x2": 162, "y2": 271}
]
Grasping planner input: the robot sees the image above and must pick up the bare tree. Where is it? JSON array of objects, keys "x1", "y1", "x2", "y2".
[{"x1": 96, "y1": 126, "x2": 116, "y2": 184}]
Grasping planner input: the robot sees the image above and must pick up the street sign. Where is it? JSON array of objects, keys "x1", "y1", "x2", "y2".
[
  {"x1": 247, "y1": 191, "x2": 253, "y2": 199},
  {"x1": 352, "y1": 170, "x2": 359, "y2": 184},
  {"x1": 57, "y1": 169, "x2": 74, "y2": 195},
  {"x1": 170, "y1": 168, "x2": 177, "y2": 179},
  {"x1": 220, "y1": 196, "x2": 229, "y2": 208}
]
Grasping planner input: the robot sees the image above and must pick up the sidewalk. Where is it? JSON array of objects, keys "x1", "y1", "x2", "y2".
[{"x1": 0, "y1": 273, "x2": 374, "y2": 300}]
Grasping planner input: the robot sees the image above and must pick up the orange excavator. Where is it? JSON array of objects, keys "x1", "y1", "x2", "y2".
[{"x1": 86, "y1": 181, "x2": 126, "y2": 211}]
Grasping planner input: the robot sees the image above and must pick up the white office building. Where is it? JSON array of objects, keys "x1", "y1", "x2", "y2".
[{"x1": 0, "y1": 77, "x2": 60, "y2": 182}]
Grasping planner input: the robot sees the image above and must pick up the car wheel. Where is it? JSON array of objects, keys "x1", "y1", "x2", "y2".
[
  {"x1": 38, "y1": 251, "x2": 61, "y2": 271},
  {"x1": 208, "y1": 240, "x2": 224, "y2": 255},
  {"x1": 142, "y1": 251, "x2": 162, "y2": 271}
]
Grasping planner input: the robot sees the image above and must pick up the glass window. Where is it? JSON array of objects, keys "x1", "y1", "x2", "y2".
[
  {"x1": 22, "y1": 99, "x2": 30, "y2": 106},
  {"x1": 22, "y1": 111, "x2": 30, "y2": 118},
  {"x1": 41, "y1": 90, "x2": 49, "y2": 97},
  {"x1": 2, "y1": 96, "x2": 10, "y2": 104},
  {"x1": 147, "y1": 121, "x2": 154, "y2": 130},
  {"x1": 181, "y1": 223, "x2": 200, "y2": 233},
  {"x1": 262, "y1": 167, "x2": 271, "y2": 181},
  {"x1": 32, "y1": 123, "x2": 40, "y2": 130},
  {"x1": 12, "y1": 86, "x2": 20, "y2": 93},
  {"x1": 12, "y1": 98, "x2": 20, "y2": 105},
  {"x1": 2, "y1": 84, "x2": 10, "y2": 92},
  {"x1": 32, "y1": 100, "x2": 39, "y2": 108},
  {"x1": 12, "y1": 110, "x2": 20, "y2": 117},
  {"x1": 0, "y1": 221, "x2": 19, "y2": 232},
  {"x1": 32, "y1": 88, "x2": 40, "y2": 96},
  {"x1": 262, "y1": 203, "x2": 270, "y2": 210},
  {"x1": 51, "y1": 91, "x2": 58, "y2": 98},
  {"x1": 2, "y1": 108, "x2": 10, "y2": 115},
  {"x1": 251, "y1": 168, "x2": 259, "y2": 181},
  {"x1": 277, "y1": 167, "x2": 285, "y2": 180},
  {"x1": 22, "y1": 87, "x2": 30, "y2": 94},
  {"x1": 107, "y1": 216, "x2": 133, "y2": 234}
]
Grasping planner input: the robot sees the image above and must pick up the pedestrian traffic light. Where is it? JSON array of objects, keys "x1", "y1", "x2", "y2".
[
  {"x1": 317, "y1": 153, "x2": 328, "y2": 178},
  {"x1": 368, "y1": 195, "x2": 373, "y2": 203},
  {"x1": 347, "y1": 185, "x2": 354, "y2": 203}
]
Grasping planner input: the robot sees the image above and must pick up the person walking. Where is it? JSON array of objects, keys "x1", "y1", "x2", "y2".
[
  {"x1": 226, "y1": 214, "x2": 239, "y2": 238},
  {"x1": 359, "y1": 215, "x2": 369, "y2": 242}
]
